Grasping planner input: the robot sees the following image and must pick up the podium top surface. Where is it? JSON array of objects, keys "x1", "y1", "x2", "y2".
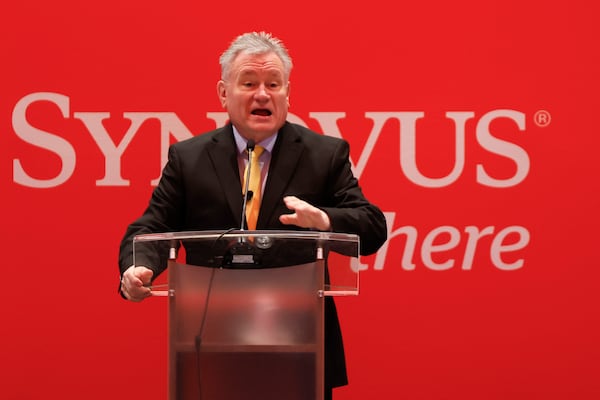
[
  {"x1": 134, "y1": 230, "x2": 361, "y2": 296},
  {"x1": 133, "y1": 229, "x2": 359, "y2": 244}
]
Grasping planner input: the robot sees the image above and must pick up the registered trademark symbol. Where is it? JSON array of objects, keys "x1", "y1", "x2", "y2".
[{"x1": 534, "y1": 110, "x2": 551, "y2": 127}]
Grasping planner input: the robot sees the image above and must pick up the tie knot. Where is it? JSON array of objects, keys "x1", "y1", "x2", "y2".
[{"x1": 253, "y1": 145, "x2": 265, "y2": 158}]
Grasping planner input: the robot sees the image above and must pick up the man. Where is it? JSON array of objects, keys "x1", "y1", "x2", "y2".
[{"x1": 119, "y1": 31, "x2": 387, "y2": 399}]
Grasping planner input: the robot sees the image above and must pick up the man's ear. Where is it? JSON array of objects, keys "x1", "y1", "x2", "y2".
[{"x1": 217, "y1": 80, "x2": 227, "y2": 108}]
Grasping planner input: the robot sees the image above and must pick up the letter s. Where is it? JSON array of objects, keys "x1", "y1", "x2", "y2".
[
  {"x1": 476, "y1": 109, "x2": 530, "y2": 187},
  {"x1": 12, "y1": 92, "x2": 76, "y2": 188}
]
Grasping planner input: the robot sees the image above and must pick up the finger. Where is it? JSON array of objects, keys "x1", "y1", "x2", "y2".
[
  {"x1": 279, "y1": 213, "x2": 299, "y2": 226},
  {"x1": 283, "y1": 195, "x2": 302, "y2": 209},
  {"x1": 136, "y1": 268, "x2": 154, "y2": 285},
  {"x1": 126, "y1": 285, "x2": 152, "y2": 302},
  {"x1": 283, "y1": 195, "x2": 298, "y2": 203}
]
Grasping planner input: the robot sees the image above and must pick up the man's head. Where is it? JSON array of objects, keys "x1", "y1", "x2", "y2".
[{"x1": 217, "y1": 32, "x2": 293, "y2": 142}]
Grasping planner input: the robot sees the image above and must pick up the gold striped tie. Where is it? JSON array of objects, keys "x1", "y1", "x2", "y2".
[{"x1": 243, "y1": 145, "x2": 264, "y2": 230}]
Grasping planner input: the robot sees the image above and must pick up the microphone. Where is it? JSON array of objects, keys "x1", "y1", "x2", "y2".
[{"x1": 240, "y1": 139, "x2": 255, "y2": 231}]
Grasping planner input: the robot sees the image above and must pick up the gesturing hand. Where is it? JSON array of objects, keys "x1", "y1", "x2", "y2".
[{"x1": 279, "y1": 196, "x2": 331, "y2": 231}]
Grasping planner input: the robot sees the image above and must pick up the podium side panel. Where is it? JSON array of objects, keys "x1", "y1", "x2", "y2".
[{"x1": 169, "y1": 261, "x2": 324, "y2": 400}]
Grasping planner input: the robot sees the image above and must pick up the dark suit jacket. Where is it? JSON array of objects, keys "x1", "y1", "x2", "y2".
[{"x1": 119, "y1": 121, "x2": 387, "y2": 388}]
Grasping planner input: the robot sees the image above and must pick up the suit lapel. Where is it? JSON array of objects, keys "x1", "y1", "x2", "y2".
[
  {"x1": 206, "y1": 125, "x2": 244, "y2": 226},
  {"x1": 258, "y1": 123, "x2": 304, "y2": 228}
]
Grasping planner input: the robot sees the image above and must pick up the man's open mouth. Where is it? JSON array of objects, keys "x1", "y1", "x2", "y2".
[{"x1": 251, "y1": 109, "x2": 272, "y2": 116}]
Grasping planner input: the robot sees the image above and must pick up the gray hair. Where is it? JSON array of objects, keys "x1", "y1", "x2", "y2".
[{"x1": 219, "y1": 31, "x2": 293, "y2": 80}]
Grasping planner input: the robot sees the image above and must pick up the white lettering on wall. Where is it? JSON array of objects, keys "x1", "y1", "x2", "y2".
[
  {"x1": 311, "y1": 111, "x2": 528, "y2": 187},
  {"x1": 352, "y1": 212, "x2": 529, "y2": 271},
  {"x1": 476, "y1": 109, "x2": 529, "y2": 187},
  {"x1": 11, "y1": 92, "x2": 531, "y2": 189},
  {"x1": 12, "y1": 92, "x2": 76, "y2": 188},
  {"x1": 75, "y1": 112, "x2": 195, "y2": 186}
]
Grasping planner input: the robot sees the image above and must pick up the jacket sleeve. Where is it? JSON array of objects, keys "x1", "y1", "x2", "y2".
[
  {"x1": 118, "y1": 144, "x2": 186, "y2": 278},
  {"x1": 318, "y1": 139, "x2": 387, "y2": 256}
]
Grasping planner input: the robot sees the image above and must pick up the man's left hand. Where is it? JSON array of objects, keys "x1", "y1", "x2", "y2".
[{"x1": 279, "y1": 196, "x2": 331, "y2": 231}]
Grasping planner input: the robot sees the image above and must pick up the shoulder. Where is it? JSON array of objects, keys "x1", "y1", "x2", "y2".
[
  {"x1": 282, "y1": 121, "x2": 348, "y2": 149},
  {"x1": 170, "y1": 125, "x2": 233, "y2": 155}
]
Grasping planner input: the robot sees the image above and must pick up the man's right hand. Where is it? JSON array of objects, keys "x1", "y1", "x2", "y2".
[{"x1": 120, "y1": 265, "x2": 154, "y2": 302}]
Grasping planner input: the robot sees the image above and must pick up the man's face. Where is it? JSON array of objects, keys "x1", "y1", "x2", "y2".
[{"x1": 217, "y1": 51, "x2": 290, "y2": 142}]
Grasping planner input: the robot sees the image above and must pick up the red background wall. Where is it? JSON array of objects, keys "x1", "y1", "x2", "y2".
[{"x1": 2, "y1": 0, "x2": 599, "y2": 398}]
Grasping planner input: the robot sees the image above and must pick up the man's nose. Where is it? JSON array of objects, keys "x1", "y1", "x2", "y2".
[{"x1": 254, "y1": 84, "x2": 269, "y2": 99}]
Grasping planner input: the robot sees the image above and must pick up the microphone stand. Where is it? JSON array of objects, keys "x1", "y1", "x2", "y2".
[{"x1": 195, "y1": 138, "x2": 256, "y2": 398}]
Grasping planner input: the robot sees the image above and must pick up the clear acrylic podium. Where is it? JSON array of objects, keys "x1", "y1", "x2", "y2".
[{"x1": 133, "y1": 230, "x2": 360, "y2": 400}]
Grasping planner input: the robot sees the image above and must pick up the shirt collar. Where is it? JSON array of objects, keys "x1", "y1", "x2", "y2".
[{"x1": 233, "y1": 126, "x2": 278, "y2": 155}]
